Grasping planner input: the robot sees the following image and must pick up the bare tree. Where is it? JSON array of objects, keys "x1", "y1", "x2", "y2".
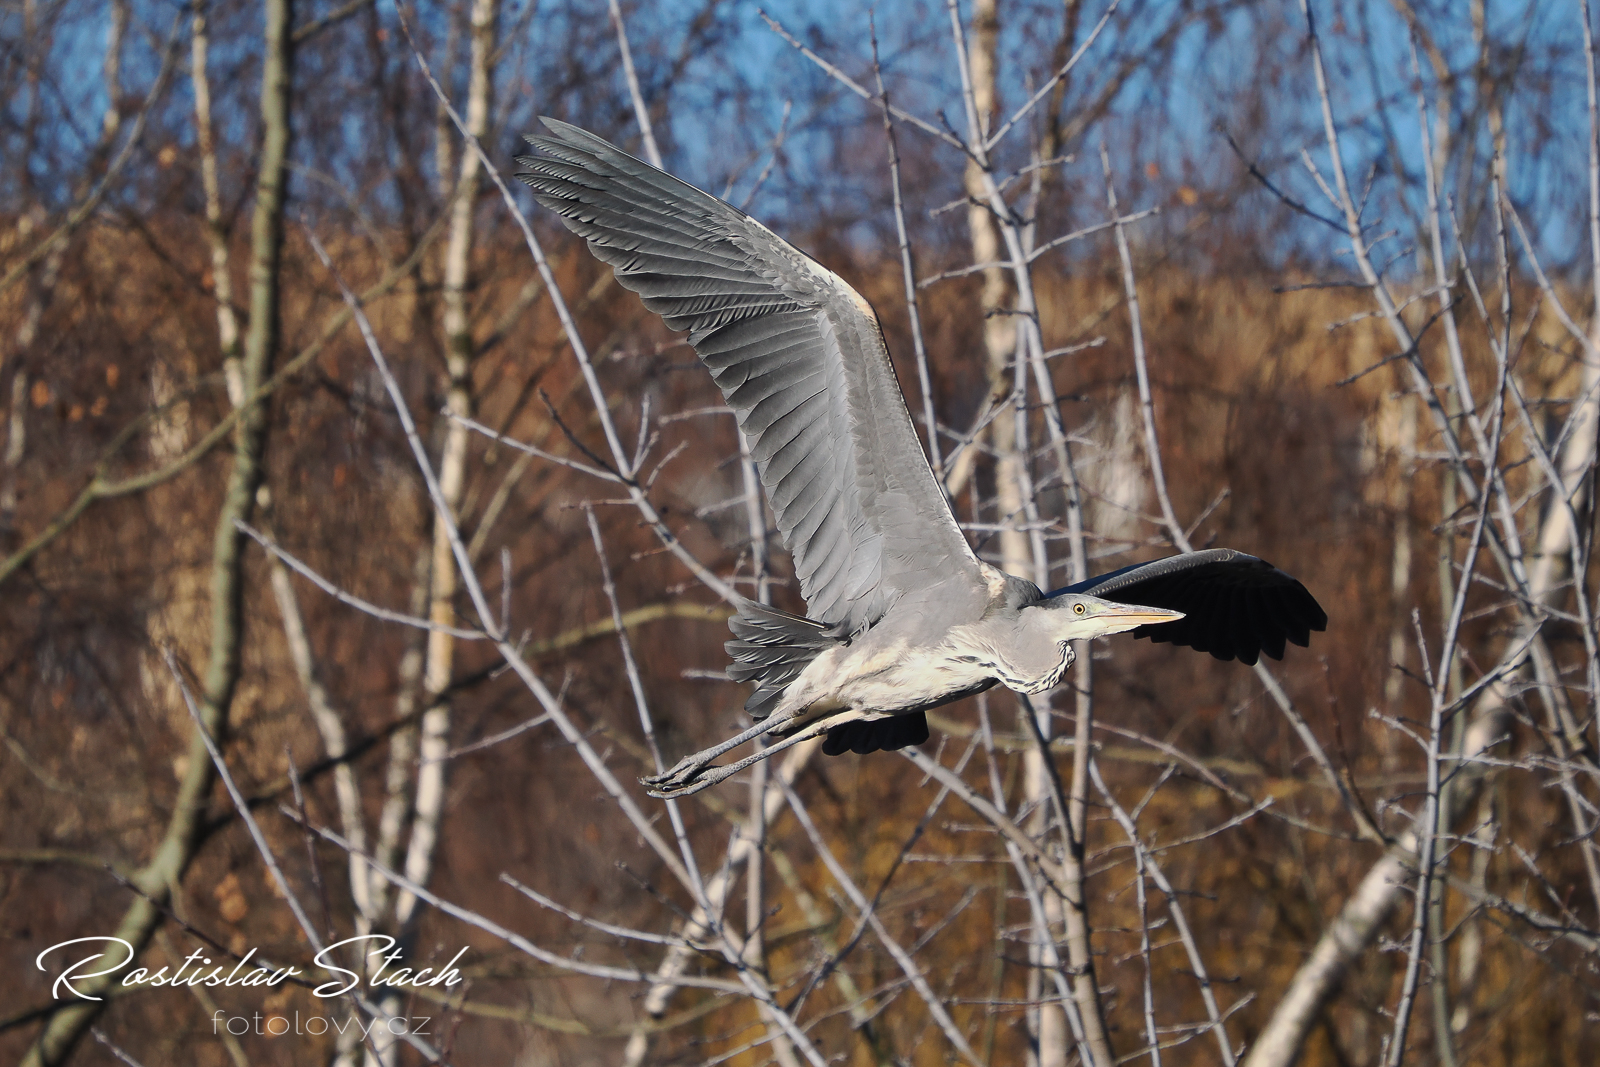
[{"x1": 4, "y1": 2, "x2": 1597, "y2": 1066}]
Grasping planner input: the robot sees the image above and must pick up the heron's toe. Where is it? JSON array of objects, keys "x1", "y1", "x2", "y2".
[
  {"x1": 643, "y1": 773, "x2": 714, "y2": 800},
  {"x1": 640, "y1": 761, "x2": 702, "y2": 792}
]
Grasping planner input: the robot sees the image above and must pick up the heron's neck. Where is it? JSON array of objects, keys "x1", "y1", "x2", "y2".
[{"x1": 986, "y1": 611, "x2": 1077, "y2": 695}]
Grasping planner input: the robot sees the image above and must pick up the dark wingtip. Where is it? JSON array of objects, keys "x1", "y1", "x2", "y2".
[{"x1": 1293, "y1": 582, "x2": 1330, "y2": 632}]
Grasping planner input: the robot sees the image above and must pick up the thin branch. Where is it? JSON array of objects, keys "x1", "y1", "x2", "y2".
[
  {"x1": 609, "y1": 0, "x2": 662, "y2": 168},
  {"x1": 238, "y1": 521, "x2": 487, "y2": 638},
  {"x1": 291, "y1": 0, "x2": 373, "y2": 43},
  {"x1": 983, "y1": 0, "x2": 1120, "y2": 151},
  {"x1": 395, "y1": 1, "x2": 739, "y2": 602},
  {"x1": 285, "y1": 816, "x2": 744, "y2": 993},
  {"x1": 871, "y1": 17, "x2": 941, "y2": 480},
  {"x1": 758, "y1": 9, "x2": 965, "y2": 151}
]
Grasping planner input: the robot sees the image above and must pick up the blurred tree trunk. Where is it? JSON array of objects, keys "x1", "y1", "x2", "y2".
[
  {"x1": 961, "y1": 4, "x2": 1072, "y2": 1065},
  {"x1": 352, "y1": 1, "x2": 499, "y2": 1063},
  {"x1": 202, "y1": 0, "x2": 373, "y2": 958},
  {"x1": 0, "y1": 372, "x2": 24, "y2": 547},
  {"x1": 20, "y1": 0, "x2": 294, "y2": 1062},
  {"x1": 191, "y1": 0, "x2": 243, "y2": 405},
  {"x1": 1382, "y1": 394, "x2": 1416, "y2": 770},
  {"x1": 102, "y1": 0, "x2": 128, "y2": 140},
  {"x1": 395, "y1": 0, "x2": 500, "y2": 933}
]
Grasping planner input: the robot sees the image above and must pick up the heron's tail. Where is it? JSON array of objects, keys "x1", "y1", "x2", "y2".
[{"x1": 725, "y1": 599, "x2": 840, "y2": 720}]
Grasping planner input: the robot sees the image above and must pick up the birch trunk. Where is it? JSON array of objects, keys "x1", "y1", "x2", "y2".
[
  {"x1": 961, "y1": 4, "x2": 1080, "y2": 1063},
  {"x1": 355, "y1": 3, "x2": 498, "y2": 1064},
  {"x1": 197, "y1": 0, "x2": 374, "y2": 944},
  {"x1": 393, "y1": 0, "x2": 500, "y2": 932},
  {"x1": 191, "y1": 0, "x2": 243, "y2": 405}
]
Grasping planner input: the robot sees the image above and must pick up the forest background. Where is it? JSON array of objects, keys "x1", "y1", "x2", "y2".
[{"x1": 3, "y1": 0, "x2": 1599, "y2": 1065}]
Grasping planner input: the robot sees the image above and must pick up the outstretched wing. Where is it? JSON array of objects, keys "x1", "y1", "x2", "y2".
[
  {"x1": 517, "y1": 120, "x2": 982, "y2": 634},
  {"x1": 1060, "y1": 549, "x2": 1327, "y2": 665}
]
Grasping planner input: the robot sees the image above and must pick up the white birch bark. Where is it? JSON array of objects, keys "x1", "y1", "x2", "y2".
[
  {"x1": 393, "y1": 0, "x2": 500, "y2": 932},
  {"x1": 190, "y1": 0, "x2": 243, "y2": 405},
  {"x1": 350, "y1": 4, "x2": 497, "y2": 1064},
  {"x1": 958, "y1": 4, "x2": 1084, "y2": 1062}
]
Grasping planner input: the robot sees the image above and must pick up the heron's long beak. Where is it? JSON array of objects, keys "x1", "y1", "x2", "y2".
[
  {"x1": 1103, "y1": 603, "x2": 1184, "y2": 624},
  {"x1": 1095, "y1": 603, "x2": 1185, "y2": 634}
]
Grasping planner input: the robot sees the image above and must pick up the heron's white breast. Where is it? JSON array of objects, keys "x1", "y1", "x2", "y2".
[{"x1": 777, "y1": 639, "x2": 998, "y2": 719}]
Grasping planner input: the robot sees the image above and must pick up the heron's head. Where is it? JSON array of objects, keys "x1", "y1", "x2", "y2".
[{"x1": 1032, "y1": 594, "x2": 1184, "y2": 643}]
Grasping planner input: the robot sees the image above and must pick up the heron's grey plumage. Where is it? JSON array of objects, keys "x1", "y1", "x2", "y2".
[
  {"x1": 515, "y1": 122, "x2": 1327, "y2": 799},
  {"x1": 517, "y1": 119, "x2": 986, "y2": 644},
  {"x1": 724, "y1": 600, "x2": 837, "y2": 720},
  {"x1": 827, "y1": 549, "x2": 1328, "y2": 757}
]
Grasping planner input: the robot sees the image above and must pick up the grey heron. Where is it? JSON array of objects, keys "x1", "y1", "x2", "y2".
[{"x1": 516, "y1": 120, "x2": 1326, "y2": 799}]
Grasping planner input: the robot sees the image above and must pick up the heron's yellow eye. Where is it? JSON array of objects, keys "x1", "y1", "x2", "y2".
[{"x1": 1073, "y1": 603, "x2": 1086, "y2": 615}]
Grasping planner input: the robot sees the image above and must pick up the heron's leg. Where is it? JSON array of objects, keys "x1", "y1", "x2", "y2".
[
  {"x1": 640, "y1": 712, "x2": 794, "y2": 791},
  {"x1": 644, "y1": 714, "x2": 847, "y2": 799}
]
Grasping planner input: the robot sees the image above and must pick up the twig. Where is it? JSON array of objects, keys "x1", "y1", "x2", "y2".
[
  {"x1": 737, "y1": 100, "x2": 793, "y2": 211},
  {"x1": 394, "y1": 2, "x2": 739, "y2": 606},
  {"x1": 1219, "y1": 126, "x2": 1344, "y2": 232},
  {"x1": 500, "y1": 874, "x2": 689, "y2": 946},
  {"x1": 870, "y1": 20, "x2": 942, "y2": 481},
  {"x1": 584, "y1": 506, "x2": 706, "y2": 905},
  {"x1": 169, "y1": 654, "x2": 432, "y2": 1065},
  {"x1": 238, "y1": 521, "x2": 486, "y2": 638},
  {"x1": 291, "y1": 0, "x2": 373, "y2": 43},
  {"x1": 431, "y1": 711, "x2": 551, "y2": 762},
  {"x1": 0, "y1": 10, "x2": 187, "y2": 299},
  {"x1": 1091, "y1": 763, "x2": 1239, "y2": 1066},
  {"x1": 779, "y1": 779, "x2": 984, "y2": 1066},
  {"x1": 609, "y1": 0, "x2": 662, "y2": 168},
  {"x1": 449, "y1": 413, "x2": 622, "y2": 482},
  {"x1": 758, "y1": 9, "x2": 965, "y2": 151},
  {"x1": 90, "y1": 1029, "x2": 147, "y2": 1067},
  {"x1": 1102, "y1": 144, "x2": 1182, "y2": 545},
  {"x1": 306, "y1": 227, "x2": 710, "y2": 899},
  {"x1": 982, "y1": 0, "x2": 1121, "y2": 151},
  {"x1": 627, "y1": 741, "x2": 822, "y2": 1061},
  {"x1": 283, "y1": 815, "x2": 743, "y2": 992}
]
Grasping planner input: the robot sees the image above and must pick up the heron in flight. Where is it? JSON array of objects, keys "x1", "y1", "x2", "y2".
[{"x1": 516, "y1": 120, "x2": 1326, "y2": 799}]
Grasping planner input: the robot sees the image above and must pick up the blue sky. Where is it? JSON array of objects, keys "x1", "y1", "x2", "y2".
[{"x1": 6, "y1": 0, "x2": 1592, "y2": 281}]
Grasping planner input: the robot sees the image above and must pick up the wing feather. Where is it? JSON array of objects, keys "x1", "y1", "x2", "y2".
[
  {"x1": 1254, "y1": 589, "x2": 1288, "y2": 661},
  {"x1": 699, "y1": 314, "x2": 815, "y2": 365},
  {"x1": 761, "y1": 414, "x2": 829, "y2": 484},
  {"x1": 518, "y1": 119, "x2": 983, "y2": 631}
]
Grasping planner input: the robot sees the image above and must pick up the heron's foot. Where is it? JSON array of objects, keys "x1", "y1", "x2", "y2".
[
  {"x1": 640, "y1": 751, "x2": 715, "y2": 797},
  {"x1": 642, "y1": 769, "x2": 724, "y2": 800},
  {"x1": 642, "y1": 739, "x2": 791, "y2": 798},
  {"x1": 642, "y1": 717, "x2": 845, "y2": 800}
]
